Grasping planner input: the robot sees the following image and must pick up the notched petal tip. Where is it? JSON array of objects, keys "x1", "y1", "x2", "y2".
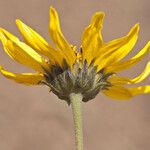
[
  {"x1": 91, "y1": 11, "x2": 105, "y2": 29},
  {"x1": 94, "y1": 11, "x2": 105, "y2": 19}
]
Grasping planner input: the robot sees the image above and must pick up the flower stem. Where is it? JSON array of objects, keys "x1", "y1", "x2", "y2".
[{"x1": 70, "y1": 93, "x2": 83, "y2": 150}]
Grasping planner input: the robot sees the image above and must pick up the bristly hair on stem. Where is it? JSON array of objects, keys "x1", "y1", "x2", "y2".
[{"x1": 70, "y1": 93, "x2": 83, "y2": 150}]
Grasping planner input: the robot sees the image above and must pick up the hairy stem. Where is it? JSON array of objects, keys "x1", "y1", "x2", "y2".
[{"x1": 70, "y1": 93, "x2": 83, "y2": 150}]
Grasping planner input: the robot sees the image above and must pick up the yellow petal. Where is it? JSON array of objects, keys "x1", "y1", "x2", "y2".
[
  {"x1": 0, "y1": 66, "x2": 44, "y2": 85},
  {"x1": 49, "y1": 6, "x2": 76, "y2": 67},
  {"x1": 95, "y1": 24, "x2": 139, "y2": 71},
  {"x1": 16, "y1": 20, "x2": 66, "y2": 67},
  {"x1": 108, "y1": 75, "x2": 132, "y2": 85},
  {"x1": 128, "y1": 86, "x2": 150, "y2": 96},
  {"x1": 105, "y1": 41, "x2": 150, "y2": 73},
  {"x1": 0, "y1": 28, "x2": 20, "y2": 43},
  {"x1": 16, "y1": 20, "x2": 52, "y2": 56},
  {"x1": 108, "y1": 61, "x2": 150, "y2": 87},
  {"x1": 0, "y1": 29, "x2": 49, "y2": 72},
  {"x1": 102, "y1": 85, "x2": 133, "y2": 100},
  {"x1": 82, "y1": 12, "x2": 104, "y2": 64},
  {"x1": 131, "y1": 61, "x2": 150, "y2": 83}
]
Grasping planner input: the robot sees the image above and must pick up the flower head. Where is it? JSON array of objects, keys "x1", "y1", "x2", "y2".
[{"x1": 0, "y1": 6, "x2": 150, "y2": 103}]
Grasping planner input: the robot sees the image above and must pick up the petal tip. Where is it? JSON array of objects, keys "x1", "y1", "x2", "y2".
[
  {"x1": 97, "y1": 12, "x2": 105, "y2": 17},
  {"x1": 16, "y1": 19, "x2": 20, "y2": 23},
  {"x1": 0, "y1": 65, "x2": 3, "y2": 70},
  {"x1": 147, "y1": 41, "x2": 150, "y2": 46},
  {"x1": 50, "y1": 6, "x2": 55, "y2": 10},
  {"x1": 0, "y1": 28, "x2": 5, "y2": 33},
  {"x1": 144, "y1": 41, "x2": 150, "y2": 52},
  {"x1": 91, "y1": 11, "x2": 105, "y2": 29},
  {"x1": 93, "y1": 11, "x2": 105, "y2": 21},
  {"x1": 49, "y1": 6, "x2": 56, "y2": 14},
  {"x1": 15, "y1": 19, "x2": 23, "y2": 26},
  {"x1": 127, "y1": 23, "x2": 140, "y2": 37},
  {"x1": 134, "y1": 23, "x2": 140, "y2": 31}
]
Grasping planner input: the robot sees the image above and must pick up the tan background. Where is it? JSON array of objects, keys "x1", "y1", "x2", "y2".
[{"x1": 0, "y1": 0, "x2": 150, "y2": 150}]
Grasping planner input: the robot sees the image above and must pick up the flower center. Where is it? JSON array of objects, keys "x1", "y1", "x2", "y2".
[{"x1": 44, "y1": 61, "x2": 112, "y2": 104}]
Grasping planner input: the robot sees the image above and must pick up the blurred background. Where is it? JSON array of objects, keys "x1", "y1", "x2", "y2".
[{"x1": 0, "y1": 0, "x2": 150, "y2": 150}]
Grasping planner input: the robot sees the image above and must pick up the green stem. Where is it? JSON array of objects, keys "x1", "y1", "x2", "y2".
[{"x1": 70, "y1": 93, "x2": 83, "y2": 150}]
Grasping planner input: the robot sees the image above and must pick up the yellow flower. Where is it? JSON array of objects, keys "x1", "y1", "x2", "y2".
[{"x1": 0, "y1": 6, "x2": 150, "y2": 102}]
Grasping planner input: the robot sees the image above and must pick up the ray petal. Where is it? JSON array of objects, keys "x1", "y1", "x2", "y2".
[
  {"x1": 16, "y1": 20, "x2": 67, "y2": 67},
  {"x1": 131, "y1": 61, "x2": 150, "y2": 83},
  {"x1": 49, "y1": 6, "x2": 76, "y2": 67},
  {"x1": 102, "y1": 85, "x2": 133, "y2": 100},
  {"x1": 108, "y1": 61, "x2": 150, "y2": 86},
  {"x1": 0, "y1": 66, "x2": 44, "y2": 85},
  {"x1": 95, "y1": 24, "x2": 139, "y2": 71},
  {"x1": 16, "y1": 20, "x2": 54, "y2": 57},
  {"x1": 82, "y1": 12, "x2": 104, "y2": 64},
  {"x1": 0, "y1": 29, "x2": 49, "y2": 72},
  {"x1": 104, "y1": 41, "x2": 150, "y2": 73},
  {"x1": 128, "y1": 86, "x2": 150, "y2": 96},
  {"x1": 108, "y1": 75, "x2": 132, "y2": 85}
]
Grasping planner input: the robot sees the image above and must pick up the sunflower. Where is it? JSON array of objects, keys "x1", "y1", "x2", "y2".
[{"x1": 0, "y1": 6, "x2": 150, "y2": 104}]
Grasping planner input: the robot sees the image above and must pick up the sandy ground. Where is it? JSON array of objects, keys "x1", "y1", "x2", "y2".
[{"x1": 0, "y1": 0, "x2": 150, "y2": 149}]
